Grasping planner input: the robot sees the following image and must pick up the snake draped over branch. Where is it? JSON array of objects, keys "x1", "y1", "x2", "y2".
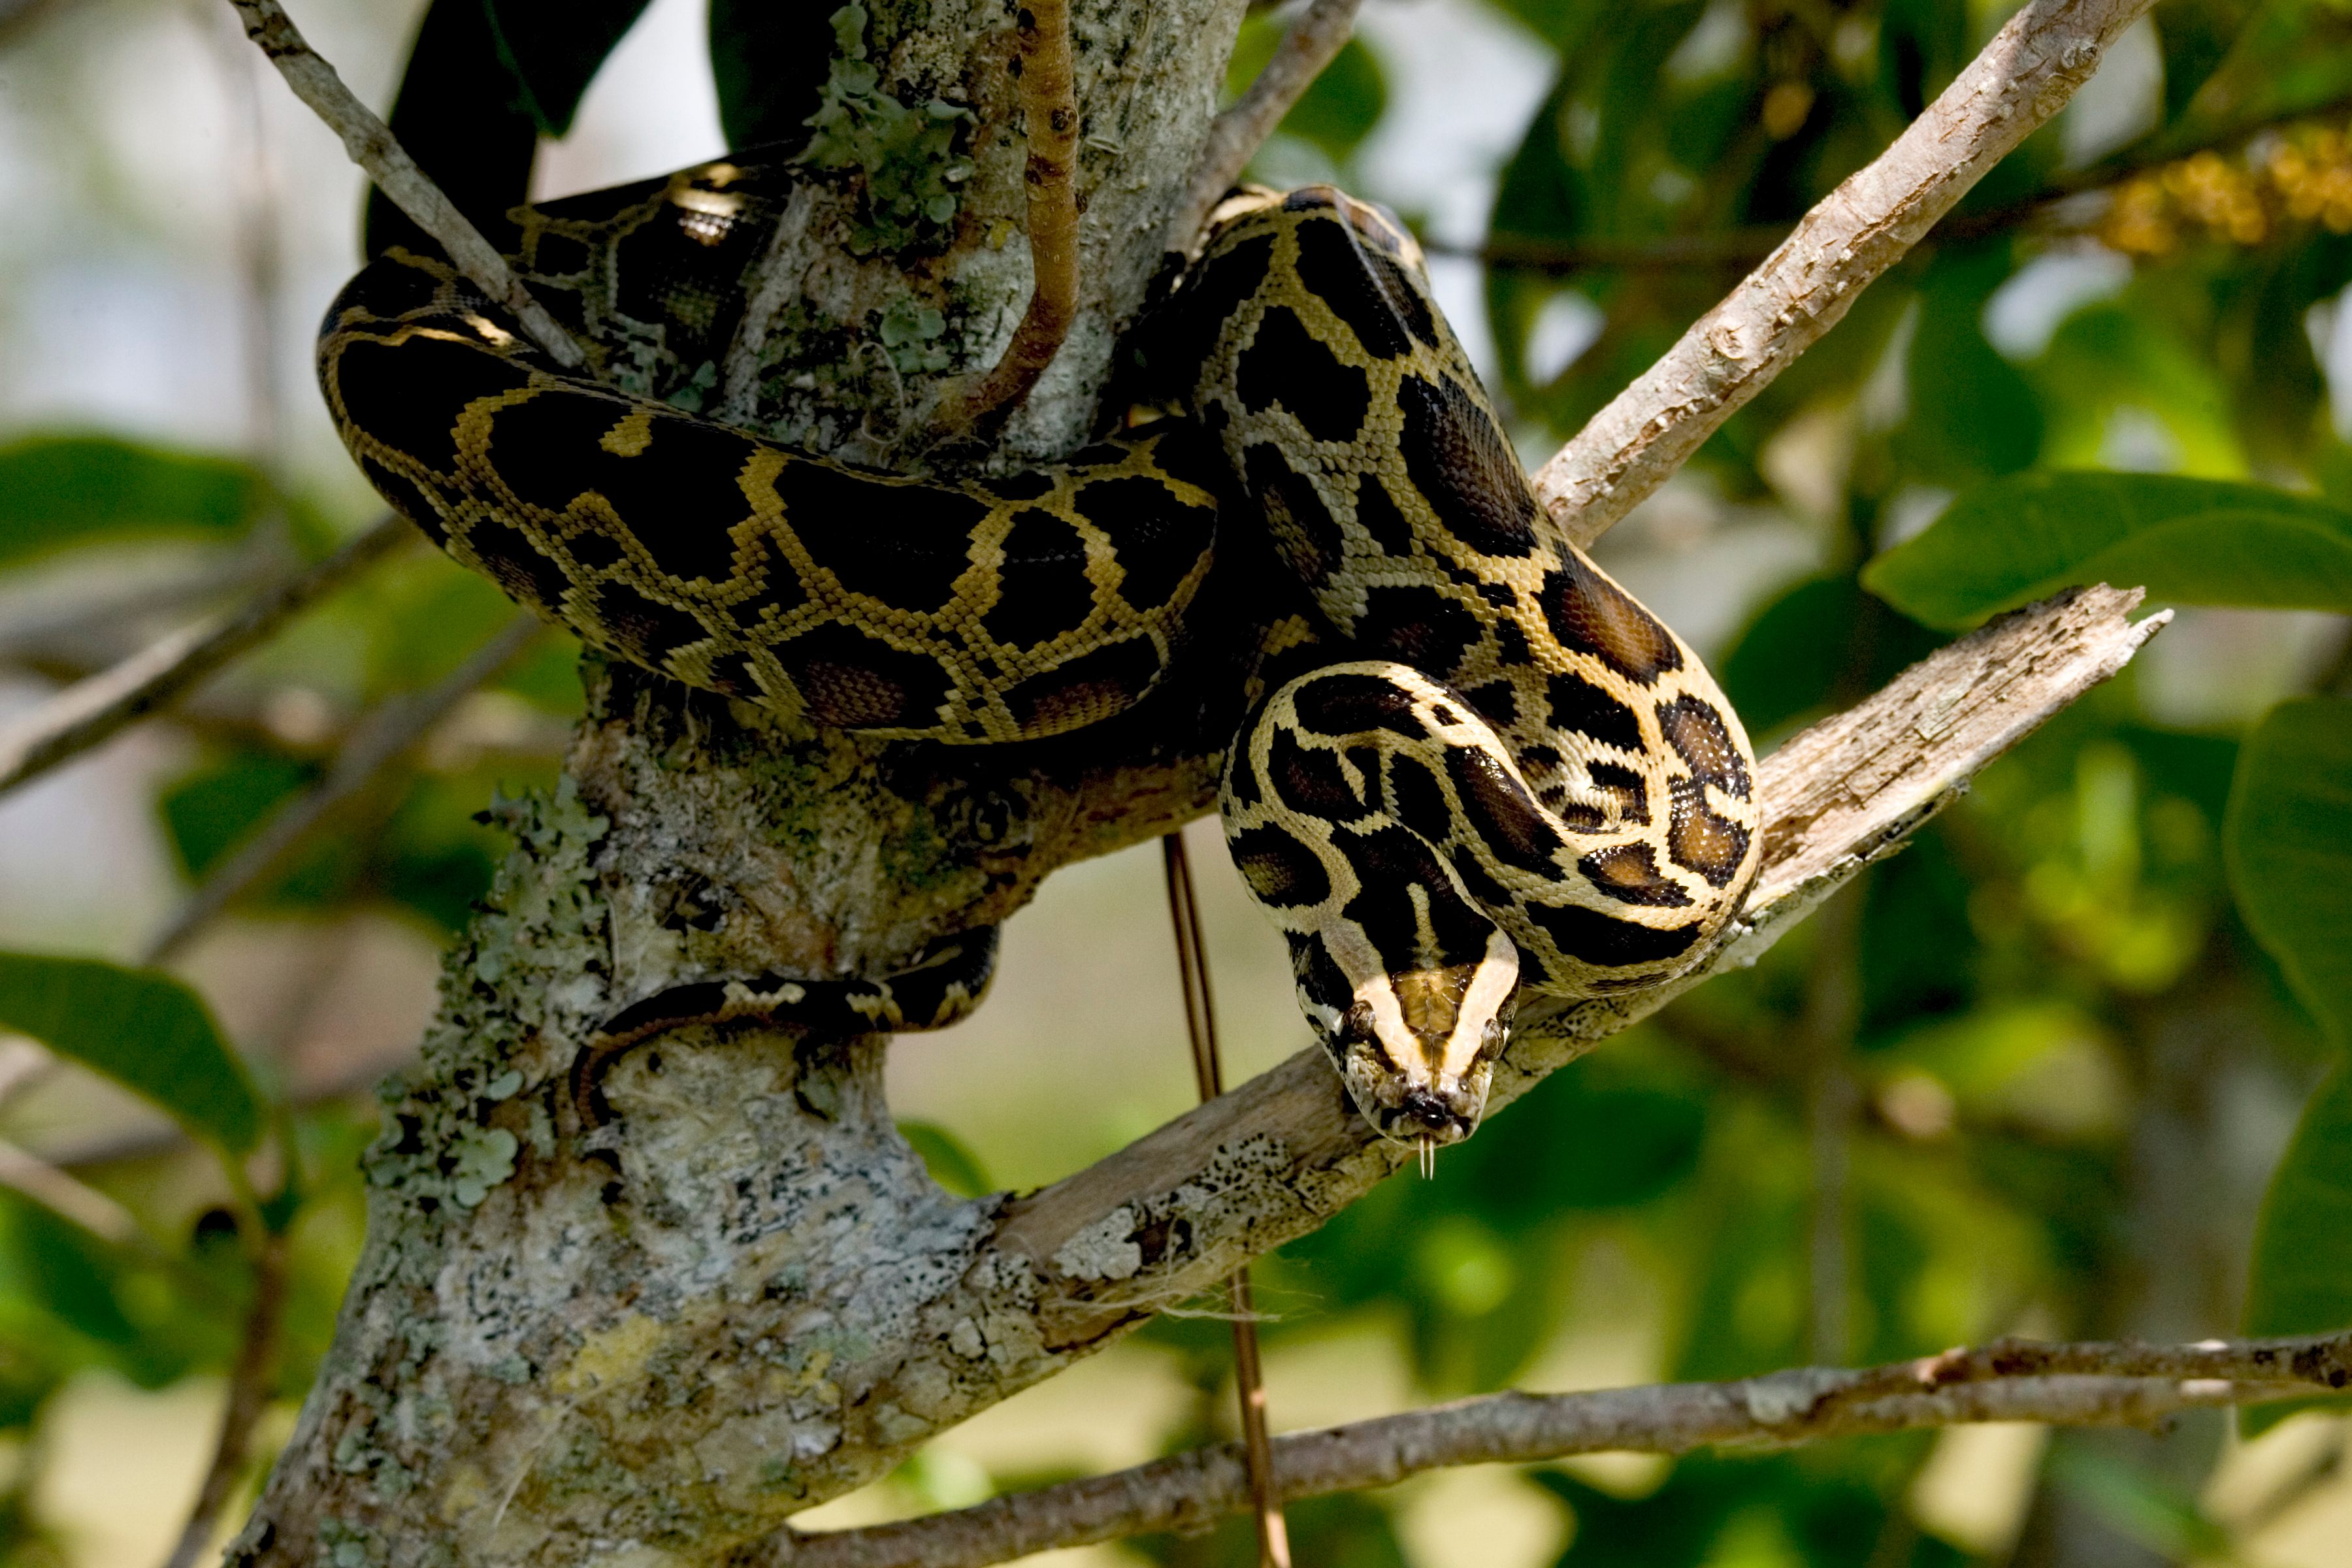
[{"x1": 316, "y1": 155, "x2": 1763, "y2": 1149}]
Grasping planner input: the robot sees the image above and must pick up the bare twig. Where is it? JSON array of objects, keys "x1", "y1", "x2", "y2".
[
  {"x1": 161, "y1": 1230, "x2": 289, "y2": 1568},
  {"x1": 936, "y1": 0, "x2": 1081, "y2": 434},
  {"x1": 783, "y1": 1330, "x2": 2352, "y2": 1568},
  {"x1": 218, "y1": 0, "x2": 583, "y2": 368},
  {"x1": 1162, "y1": 833, "x2": 1290, "y2": 1568},
  {"x1": 1533, "y1": 0, "x2": 2159, "y2": 546},
  {"x1": 140, "y1": 612, "x2": 541, "y2": 963},
  {"x1": 0, "y1": 514, "x2": 412, "y2": 801},
  {"x1": 0, "y1": 1136, "x2": 140, "y2": 1243},
  {"x1": 1169, "y1": 0, "x2": 1365, "y2": 251}
]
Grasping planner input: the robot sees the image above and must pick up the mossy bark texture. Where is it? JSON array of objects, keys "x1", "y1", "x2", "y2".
[{"x1": 233, "y1": 3, "x2": 1247, "y2": 1561}]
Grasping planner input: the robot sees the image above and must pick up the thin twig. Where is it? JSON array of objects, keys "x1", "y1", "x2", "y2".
[
  {"x1": 783, "y1": 1329, "x2": 2352, "y2": 1568},
  {"x1": 161, "y1": 1230, "x2": 289, "y2": 1568},
  {"x1": 0, "y1": 1136, "x2": 140, "y2": 1243},
  {"x1": 1532, "y1": 0, "x2": 2160, "y2": 546},
  {"x1": 140, "y1": 612, "x2": 541, "y2": 964},
  {"x1": 218, "y1": 0, "x2": 583, "y2": 368},
  {"x1": 1162, "y1": 833, "x2": 1290, "y2": 1568},
  {"x1": 1168, "y1": 0, "x2": 1365, "y2": 252},
  {"x1": 0, "y1": 514, "x2": 412, "y2": 802},
  {"x1": 1454, "y1": 87, "x2": 2352, "y2": 277},
  {"x1": 936, "y1": 0, "x2": 1081, "y2": 434}
]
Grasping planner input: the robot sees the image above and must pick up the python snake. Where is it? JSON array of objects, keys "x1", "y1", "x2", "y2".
[{"x1": 318, "y1": 159, "x2": 1761, "y2": 1148}]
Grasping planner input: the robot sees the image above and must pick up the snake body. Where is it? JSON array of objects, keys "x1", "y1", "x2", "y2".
[{"x1": 318, "y1": 159, "x2": 1761, "y2": 1145}]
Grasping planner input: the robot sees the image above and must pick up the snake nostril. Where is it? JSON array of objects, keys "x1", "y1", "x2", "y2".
[{"x1": 1399, "y1": 1090, "x2": 1452, "y2": 1130}]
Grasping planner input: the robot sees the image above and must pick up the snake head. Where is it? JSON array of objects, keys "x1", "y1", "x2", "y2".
[{"x1": 1314, "y1": 926, "x2": 1520, "y2": 1148}]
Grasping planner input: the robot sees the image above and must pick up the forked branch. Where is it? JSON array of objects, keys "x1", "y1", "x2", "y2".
[
  {"x1": 785, "y1": 1329, "x2": 2352, "y2": 1567},
  {"x1": 1169, "y1": 0, "x2": 1366, "y2": 250},
  {"x1": 1533, "y1": 0, "x2": 2161, "y2": 544}
]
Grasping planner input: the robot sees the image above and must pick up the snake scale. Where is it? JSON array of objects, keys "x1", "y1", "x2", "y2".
[{"x1": 318, "y1": 157, "x2": 1762, "y2": 1149}]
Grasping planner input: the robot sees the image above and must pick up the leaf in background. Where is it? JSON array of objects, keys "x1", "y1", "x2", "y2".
[
  {"x1": 161, "y1": 751, "x2": 317, "y2": 883},
  {"x1": 0, "y1": 954, "x2": 262, "y2": 1156},
  {"x1": 1861, "y1": 472, "x2": 2352, "y2": 628},
  {"x1": 0, "y1": 435, "x2": 266, "y2": 568},
  {"x1": 482, "y1": 0, "x2": 655, "y2": 136},
  {"x1": 1894, "y1": 244, "x2": 2044, "y2": 483},
  {"x1": 2227, "y1": 698, "x2": 2352, "y2": 1049},
  {"x1": 1224, "y1": 21, "x2": 1388, "y2": 165},
  {"x1": 367, "y1": 0, "x2": 651, "y2": 257},
  {"x1": 708, "y1": 0, "x2": 838, "y2": 151},
  {"x1": 896, "y1": 1120, "x2": 993, "y2": 1199},
  {"x1": 2242, "y1": 1064, "x2": 2352, "y2": 1435}
]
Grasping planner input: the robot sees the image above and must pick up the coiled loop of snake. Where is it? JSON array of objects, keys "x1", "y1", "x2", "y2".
[{"x1": 316, "y1": 164, "x2": 1762, "y2": 1144}]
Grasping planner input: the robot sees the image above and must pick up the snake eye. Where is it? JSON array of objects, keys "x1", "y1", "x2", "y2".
[{"x1": 1481, "y1": 1017, "x2": 1506, "y2": 1050}]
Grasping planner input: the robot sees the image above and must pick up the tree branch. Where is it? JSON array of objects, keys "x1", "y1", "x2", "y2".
[
  {"x1": 936, "y1": 0, "x2": 1083, "y2": 436},
  {"x1": 782, "y1": 1329, "x2": 2352, "y2": 1568},
  {"x1": 0, "y1": 514, "x2": 410, "y2": 801},
  {"x1": 1532, "y1": 0, "x2": 2159, "y2": 546},
  {"x1": 218, "y1": 0, "x2": 585, "y2": 368},
  {"x1": 140, "y1": 612, "x2": 540, "y2": 963},
  {"x1": 162, "y1": 1231, "x2": 290, "y2": 1568},
  {"x1": 1169, "y1": 0, "x2": 1365, "y2": 251}
]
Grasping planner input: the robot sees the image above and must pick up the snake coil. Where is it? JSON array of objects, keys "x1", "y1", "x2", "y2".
[{"x1": 318, "y1": 159, "x2": 1761, "y2": 1146}]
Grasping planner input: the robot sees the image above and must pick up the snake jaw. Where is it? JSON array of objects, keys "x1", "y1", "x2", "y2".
[{"x1": 1322, "y1": 928, "x2": 1518, "y2": 1148}]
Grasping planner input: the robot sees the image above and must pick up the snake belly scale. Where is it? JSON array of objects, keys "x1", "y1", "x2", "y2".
[{"x1": 317, "y1": 161, "x2": 1762, "y2": 1145}]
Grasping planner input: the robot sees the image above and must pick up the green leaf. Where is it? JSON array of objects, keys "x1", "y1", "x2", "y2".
[
  {"x1": 0, "y1": 954, "x2": 263, "y2": 1155},
  {"x1": 0, "y1": 435, "x2": 266, "y2": 568},
  {"x1": 482, "y1": 0, "x2": 655, "y2": 137},
  {"x1": 708, "y1": 0, "x2": 837, "y2": 150},
  {"x1": 2227, "y1": 698, "x2": 2352, "y2": 1049},
  {"x1": 1862, "y1": 472, "x2": 2352, "y2": 629},
  {"x1": 2241, "y1": 1064, "x2": 2352, "y2": 1435},
  {"x1": 898, "y1": 1120, "x2": 992, "y2": 1198}
]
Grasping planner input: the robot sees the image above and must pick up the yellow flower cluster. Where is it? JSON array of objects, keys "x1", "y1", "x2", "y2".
[{"x1": 2100, "y1": 124, "x2": 2352, "y2": 257}]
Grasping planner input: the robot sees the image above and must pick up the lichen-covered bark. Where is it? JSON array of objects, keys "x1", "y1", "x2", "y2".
[{"x1": 233, "y1": 2, "x2": 1248, "y2": 1560}]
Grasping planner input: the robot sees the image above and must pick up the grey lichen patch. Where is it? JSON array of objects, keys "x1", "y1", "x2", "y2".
[
  {"x1": 799, "y1": 4, "x2": 978, "y2": 254},
  {"x1": 370, "y1": 777, "x2": 611, "y2": 1218}
]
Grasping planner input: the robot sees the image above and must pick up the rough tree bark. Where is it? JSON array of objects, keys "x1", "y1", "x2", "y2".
[{"x1": 227, "y1": 0, "x2": 2168, "y2": 1563}]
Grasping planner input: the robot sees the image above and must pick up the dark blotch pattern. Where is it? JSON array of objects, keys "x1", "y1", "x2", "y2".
[
  {"x1": 1237, "y1": 306, "x2": 1371, "y2": 444},
  {"x1": 1658, "y1": 694, "x2": 1752, "y2": 800},
  {"x1": 1588, "y1": 762, "x2": 1650, "y2": 825},
  {"x1": 1576, "y1": 843, "x2": 1692, "y2": 907},
  {"x1": 1667, "y1": 776, "x2": 1752, "y2": 889},
  {"x1": 1245, "y1": 444, "x2": 1345, "y2": 583},
  {"x1": 1352, "y1": 476, "x2": 1415, "y2": 555},
  {"x1": 1538, "y1": 555, "x2": 1684, "y2": 682},
  {"x1": 983, "y1": 510, "x2": 1096, "y2": 649},
  {"x1": 1230, "y1": 827, "x2": 1331, "y2": 909},
  {"x1": 1358, "y1": 584, "x2": 1480, "y2": 673},
  {"x1": 594, "y1": 580, "x2": 712, "y2": 664},
  {"x1": 1001, "y1": 636, "x2": 1162, "y2": 732},
  {"x1": 787, "y1": 463, "x2": 988, "y2": 611},
  {"x1": 1527, "y1": 902, "x2": 1702, "y2": 967},
  {"x1": 1396, "y1": 374, "x2": 1539, "y2": 559},
  {"x1": 359, "y1": 457, "x2": 444, "y2": 546},
  {"x1": 776, "y1": 623, "x2": 949, "y2": 728},
  {"x1": 1081, "y1": 474, "x2": 1214, "y2": 612},
  {"x1": 1267, "y1": 730, "x2": 1363, "y2": 819},
  {"x1": 1290, "y1": 217, "x2": 1415, "y2": 360},
  {"x1": 1292, "y1": 670, "x2": 1426, "y2": 740},
  {"x1": 1445, "y1": 747, "x2": 1564, "y2": 874},
  {"x1": 1386, "y1": 755, "x2": 1452, "y2": 850},
  {"x1": 334, "y1": 334, "x2": 529, "y2": 474},
  {"x1": 1341, "y1": 826, "x2": 1494, "y2": 966},
  {"x1": 1544, "y1": 670, "x2": 1644, "y2": 755},
  {"x1": 465, "y1": 516, "x2": 573, "y2": 613}
]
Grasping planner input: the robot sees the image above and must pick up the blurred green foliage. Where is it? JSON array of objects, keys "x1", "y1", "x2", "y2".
[{"x1": 3, "y1": 0, "x2": 2352, "y2": 1562}]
